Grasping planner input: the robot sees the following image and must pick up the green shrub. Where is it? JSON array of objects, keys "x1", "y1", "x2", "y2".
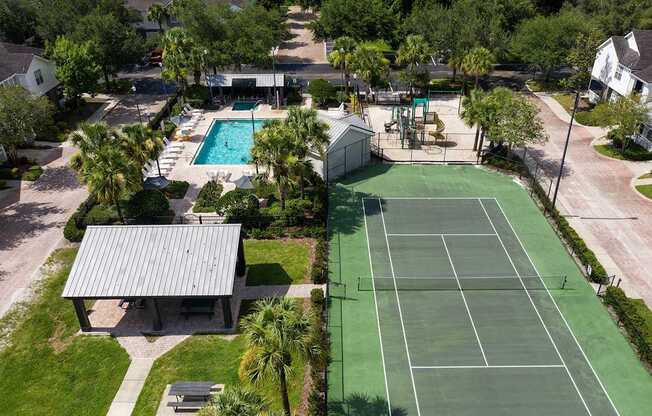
[
  {"x1": 604, "y1": 286, "x2": 652, "y2": 366},
  {"x1": 63, "y1": 213, "x2": 86, "y2": 242},
  {"x1": 0, "y1": 167, "x2": 20, "y2": 180},
  {"x1": 85, "y1": 204, "x2": 119, "y2": 225},
  {"x1": 0, "y1": 180, "x2": 7, "y2": 189},
  {"x1": 312, "y1": 239, "x2": 328, "y2": 284},
  {"x1": 192, "y1": 181, "x2": 224, "y2": 213},
  {"x1": 126, "y1": 190, "x2": 170, "y2": 220},
  {"x1": 308, "y1": 79, "x2": 336, "y2": 107},
  {"x1": 21, "y1": 165, "x2": 43, "y2": 181},
  {"x1": 310, "y1": 288, "x2": 325, "y2": 311},
  {"x1": 164, "y1": 180, "x2": 189, "y2": 199},
  {"x1": 216, "y1": 188, "x2": 259, "y2": 217}
]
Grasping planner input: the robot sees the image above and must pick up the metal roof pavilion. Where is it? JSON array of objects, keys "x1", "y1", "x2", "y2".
[
  {"x1": 62, "y1": 224, "x2": 243, "y2": 299},
  {"x1": 206, "y1": 73, "x2": 285, "y2": 88}
]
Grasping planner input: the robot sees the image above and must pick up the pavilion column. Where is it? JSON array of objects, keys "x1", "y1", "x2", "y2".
[
  {"x1": 222, "y1": 297, "x2": 233, "y2": 329},
  {"x1": 72, "y1": 298, "x2": 91, "y2": 332},
  {"x1": 150, "y1": 299, "x2": 163, "y2": 331},
  {"x1": 236, "y1": 234, "x2": 246, "y2": 277}
]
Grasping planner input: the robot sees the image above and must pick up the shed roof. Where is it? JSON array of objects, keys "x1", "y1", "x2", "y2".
[
  {"x1": 317, "y1": 110, "x2": 374, "y2": 150},
  {"x1": 62, "y1": 224, "x2": 241, "y2": 299},
  {"x1": 0, "y1": 42, "x2": 45, "y2": 82},
  {"x1": 207, "y1": 73, "x2": 285, "y2": 88}
]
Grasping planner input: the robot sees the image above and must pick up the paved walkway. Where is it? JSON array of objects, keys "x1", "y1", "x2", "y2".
[
  {"x1": 106, "y1": 358, "x2": 155, "y2": 416},
  {"x1": 0, "y1": 145, "x2": 87, "y2": 317},
  {"x1": 242, "y1": 283, "x2": 326, "y2": 299},
  {"x1": 530, "y1": 92, "x2": 652, "y2": 305}
]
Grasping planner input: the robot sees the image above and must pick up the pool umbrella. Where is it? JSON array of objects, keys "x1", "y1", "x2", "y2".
[
  {"x1": 232, "y1": 175, "x2": 254, "y2": 190},
  {"x1": 143, "y1": 176, "x2": 170, "y2": 190}
]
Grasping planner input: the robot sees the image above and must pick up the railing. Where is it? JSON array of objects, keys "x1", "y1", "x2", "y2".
[{"x1": 632, "y1": 133, "x2": 652, "y2": 151}]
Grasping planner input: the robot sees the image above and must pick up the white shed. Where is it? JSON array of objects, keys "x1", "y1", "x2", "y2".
[{"x1": 315, "y1": 109, "x2": 374, "y2": 182}]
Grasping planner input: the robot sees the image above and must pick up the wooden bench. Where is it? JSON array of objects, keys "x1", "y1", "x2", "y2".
[{"x1": 166, "y1": 399, "x2": 208, "y2": 411}]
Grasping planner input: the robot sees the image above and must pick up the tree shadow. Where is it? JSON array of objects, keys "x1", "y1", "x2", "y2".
[
  {"x1": 329, "y1": 392, "x2": 406, "y2": 416},
  {"x1": 29, "y1": 166, "x2": 81, "y2": 193},
  {"x1": 246, "y1": 263, "x2": 293, "y2": 285},
  {"x1": 525, "y1": 147, "x2": 573, "y2": 179},
  {"x1": 0, "y1": 201, "x2": 65, "y2": 251}
]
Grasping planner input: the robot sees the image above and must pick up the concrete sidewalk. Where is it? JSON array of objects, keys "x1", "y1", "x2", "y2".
[
  {"x1": 530, "y1": 92, "x2": 652, "y2": 305},
  {"x1": 106, "y1": 358, "x2": 154, "y2": 416}
]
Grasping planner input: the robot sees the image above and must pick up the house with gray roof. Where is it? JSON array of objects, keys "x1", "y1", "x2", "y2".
[
  {"x1": 0, "y1": 42, "x2": 59, "y2": 99},
  {"x1": 589, "y1": 30, "x2": 652, "y2": 150}
]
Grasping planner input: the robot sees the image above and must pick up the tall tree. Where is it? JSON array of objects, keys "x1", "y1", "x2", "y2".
[
  {"x1": 0, "y1": 0, "x2": 37, "y2": 43},
  {"x1": 461, "y1": 89, "x2": 486, "y2": 151},
  {"x1": 474, "y1": 87, "x2": 514, "y2": 157},
  {"x1": 147, "y1": 3, "x2": 168, "y2": 33},
  {"x1": 561, "y1": 28, "x2": 604, "y2": 91},
  {"x1": 350, "y1": 45, "x2": 390, "y2": 94},
  {"x1": 73, "y1": 12, "x2": 144, "y2": 86},
  {"x1": 120, "y1": 124, "x2": 164, "y2": 171},
  {"x1": 594, "y1": 94, "x2": 649, "y2": 151},
  {"x1": 251, "y1": 120, "x2": 298, "y2": 209},
  {"x1": 240, "y1": 298, "x2": 320, "y2": 416},
  {"x1": 511, "y1": 10, "x2": 589, "y2": 80},
  {"x1": 285, "y1": 107, "x2": 329, "y2": 198},
  {"x1": 50, "y1": 36, "x2": 102, "y2": 106},
  {"x1": 0, "y1": 86, "x2": 53, "y2": 165},
  {"x1": 328, "y1": 36, "x2": 357, "y2": 96},
  {"x1": 462, "y1": 47, "x2": 495, "y2": 88},
  {"x1": 309, "y1": 0, "x2": 398, "y2": 43},
  {"x1": 397, "y1": 34, "x2": 431, "y2": 97},
  {"x1": 161, "y1": 27, "x2": 193, "y2": 95},
  {"x1": 490, "y1": 95, "x2": 548, "y2": 150}
]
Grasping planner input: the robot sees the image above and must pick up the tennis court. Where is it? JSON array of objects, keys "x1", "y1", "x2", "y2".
[{"x1": 360, "y1": 197, "x2": 619, "y2": 416}]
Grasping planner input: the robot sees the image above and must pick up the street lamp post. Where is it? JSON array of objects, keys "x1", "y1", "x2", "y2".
[
  {"x1": 271, "y1": 46, "x2": 279, "y2": 109},
  {"x1": 551, "y1": 90, "x2": 580, "y2": 211},
  {"x1": 131, "y1": 85, "x2": 143, "y2": 124},
  {"x1": 340, "y1": 47, "x2": 346, "y2": 101}
]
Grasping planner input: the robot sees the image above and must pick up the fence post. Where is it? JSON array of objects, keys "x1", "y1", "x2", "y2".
[{"x1": 199, "y1": 215, "x2": 203, "y2": 225}]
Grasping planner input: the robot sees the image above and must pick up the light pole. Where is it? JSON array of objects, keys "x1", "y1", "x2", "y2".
[
  {"x1": 131, "y1": 85, "x2": 143, "y2": 124},
  {"x1": 551, "y1": 90, "x2": 580, "y2": 211},
  {"x1": 271, "y1": 46, "x2": 279, "y2": 109},
  {"x1": 158, "y1": 63, "x2": 167, "y2": 95}
]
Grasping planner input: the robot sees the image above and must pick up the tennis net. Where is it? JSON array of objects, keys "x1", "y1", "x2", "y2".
[{"x1": 357, "y1": 275, "x2": 567, "y2": 292}]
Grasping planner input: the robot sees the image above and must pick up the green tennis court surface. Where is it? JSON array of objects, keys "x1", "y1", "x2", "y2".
[{"x1": 328, "y1": 166, "x2": 652, "y2": 416}]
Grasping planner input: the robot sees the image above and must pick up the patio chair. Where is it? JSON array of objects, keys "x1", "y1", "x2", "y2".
[
  {"x1": 184, "y1": 104, "x2": 204, "y2": 114},
  {"x1": 163, "y1": 138, "x2": 184, "y2": 149}
]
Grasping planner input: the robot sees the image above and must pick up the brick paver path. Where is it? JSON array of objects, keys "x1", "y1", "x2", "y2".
[{"x1": 529, "y1": 93, "x2": 652, "y2": 305}]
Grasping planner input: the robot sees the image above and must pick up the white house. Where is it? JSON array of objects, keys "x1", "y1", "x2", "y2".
[
  {"x1": 589, "y1": 30, "x2": 652, "y2": 150},
  {"x1": 0, "y1": 42, "x2": 59, "y2": 99}
]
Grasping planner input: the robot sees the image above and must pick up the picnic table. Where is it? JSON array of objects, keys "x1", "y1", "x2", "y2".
[{"x1": 167, "y1": 381, "x2": 216, "y2": 412}]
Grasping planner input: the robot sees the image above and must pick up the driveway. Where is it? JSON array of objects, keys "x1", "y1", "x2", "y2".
[
  {"x1": 0, "y1": 145, "x2": 87, "y2": 316},
  {"x1": 277, "y1": 6, "x2": 326, "y2": 64},
  {"x1": 528, "y1": 93, "x2": 652, "y2": 305}
]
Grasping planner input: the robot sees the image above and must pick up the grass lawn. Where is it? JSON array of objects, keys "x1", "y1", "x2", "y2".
[
  {"x1": 639, "y1": 172, "x2": 652, "y2": 180},
  {"x1": 0, "y1": 249, "x2": 130, "y2": 415},
  {"x1": 635, "y1": 184, "x2": 652, "y2": 200},
  {"x1": 552, "y1": 93, "x2": 600, "y2": 126},
  {"x1": 245, "y1": 239, "x2": 311, "y2": 286},
  {"x1": 132, "y1": 332, "x2": 305, "y2": 415},
  {"x1": 594, "y1": 144, "x2": 626, "y2": 160}
]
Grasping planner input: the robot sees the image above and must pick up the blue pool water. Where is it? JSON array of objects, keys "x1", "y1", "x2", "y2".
[
  {"x1": 232, "y1": 101, "x2": 259, "y2": 111},
  {"x1": 194, "y1": 119, "x2": 267, "y2": 165}
]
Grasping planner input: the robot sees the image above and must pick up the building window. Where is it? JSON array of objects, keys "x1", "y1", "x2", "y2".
[
  {"x1": 615, "y1": 65, "x2": 623, "y2": 81},
  {"x1": 34, "y1": 69, "x2": 44, "y2": 85}
]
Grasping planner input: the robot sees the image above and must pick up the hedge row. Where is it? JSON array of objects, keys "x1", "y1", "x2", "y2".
[
  {"x1": 307, "y1": 288, "x2": 328, "y2": 416},
  {"x1": 604, "y1": 286, "x2": 652, "y2": 366},
  {"x1": 485, "y1": 151, "x2": 608, "y2": 283}
]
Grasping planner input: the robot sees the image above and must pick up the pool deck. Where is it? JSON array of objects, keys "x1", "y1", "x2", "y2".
[{"x1": 167, "y1": 104, "x2": 287, "y2": 216}]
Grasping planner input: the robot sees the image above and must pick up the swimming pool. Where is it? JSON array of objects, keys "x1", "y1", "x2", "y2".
[
  {"x1": 232, "y1": 101, "x2": 260, "y2": 111},
  {"x1": 194, "y1": 119, "x2": 267, "y2": 165}
]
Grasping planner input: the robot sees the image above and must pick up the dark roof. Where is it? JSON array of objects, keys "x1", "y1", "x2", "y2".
[
  {"x1": 610, "y1": 30, "x2": 652, "y2": 82},
  {"x1": 0, "y1": 42, "x2": 45, "y2": 82}
]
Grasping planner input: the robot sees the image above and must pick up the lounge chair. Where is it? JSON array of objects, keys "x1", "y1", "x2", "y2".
[
  {"x1": 184, "y1": 104, "x2": 203, "y2": 114},
  {"x1": 163, "y1": 138, "x2": 184, "y2": 149}
]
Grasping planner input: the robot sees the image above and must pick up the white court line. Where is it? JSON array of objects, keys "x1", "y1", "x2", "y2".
[
  {"x1": 387, "y1": 233, "x2": 496, "y2": 237},
  {"x1": 412, "y1": 364, "x2": 565, "y2": 369},
  {"x1": 492, "y1": 199, "x2": 621, "y2": 416},
  {"x1": 363, "y1": 197, "x2": 493, "y2": 200},
  {"x1": 377, "y1": 198, "x2": 423, "y2": 416},
  {"x1": 478, "y1": 199, "x2": 593, "y2": 416},
  {"x1": 440, "y1": 235, "x2": 489, "y2": 367},
  {"x1": 361, "y1": 199, "x2": 392, "y2": 416}
]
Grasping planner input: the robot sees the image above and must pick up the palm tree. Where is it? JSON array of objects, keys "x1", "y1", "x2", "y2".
[
  {"x1": 79, "y1": 145, "x2": 140, "y2": 223},
  {"x1": 396, "y1": 35, "x2": 431, "y2": 98},
  {"x1": 461, "y1": 89, "x2": 485, "y2": 151},
  {"x1": 69, "y1": 122, "x2": 120, "y2": 172},
  {"x1": 328, "y1": 36, "x2": 357, "y2": 96},
  {"x1": 285, "y1": 107, "x2": 329, "y2": 198},
  {"x1": 462, "y1": 47, "x2": 494, "y2": 89},
  {"x1": 350, "y1": 45, "x2": 389, "y2": 95},
  {"x1": 240, "y1": 298, "x2": 320, "y2": 416},
  {"x1": 147, "y1": 3, "x2": 168, "y2": 33},
  {"x1": 447, "y1": 53, "x2": 464, "y2": 82},
  {"x1": 161, "y1": 28, "x2": 192, "y2": 96},
  {"x1": 197, "y1": 386, "x2": 267, "y2": 416},
  {"x1": 120, "y1": 124, "x2": 164, "y2": 171},
  {"x1": 251, "y1": 121, "x2": 298, "y2": 209},
  {"x1": 475, "y1": 87, "x2": 514, "y2": 158}
]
